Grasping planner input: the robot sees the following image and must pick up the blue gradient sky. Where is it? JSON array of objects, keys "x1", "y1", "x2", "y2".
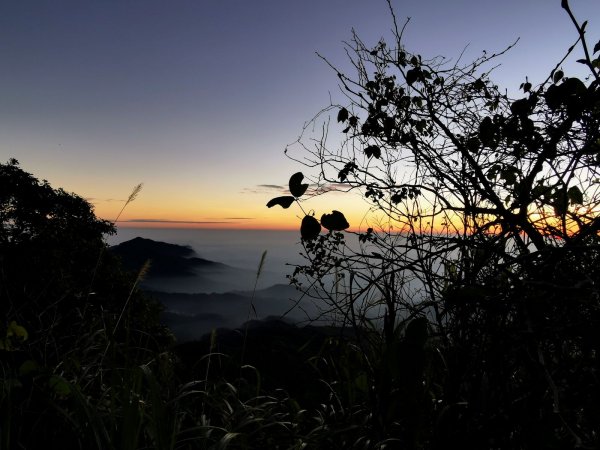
[{"x1": 1, "y1": 0, "x2": 598, "y2": 229}]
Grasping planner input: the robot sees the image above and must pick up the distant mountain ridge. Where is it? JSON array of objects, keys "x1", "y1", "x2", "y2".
[
  {"x1": 110, "y1": 237, "x2": 225, "y2": 277},
  {"x1": 150, "y1": 283, "x2": 309, "y2": 341}
]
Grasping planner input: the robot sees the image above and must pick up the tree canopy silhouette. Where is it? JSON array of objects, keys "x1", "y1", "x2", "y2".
[
  {"x1": 1, "y1": 158, "x2": 170, "y2": 355},
  {"x1": 270, "y1": 1, "x2": 600, "y2": 447},
  {"x1": 0, "y1": 159, "x2": 174, "y2": 448}
]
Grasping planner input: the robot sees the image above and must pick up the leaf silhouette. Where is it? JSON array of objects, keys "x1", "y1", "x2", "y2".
[
  {"x1": 337, "y1": 107, "x2": 349, "y2": 123},
  {"x1": 478, "y1": 116, "x2": 496, "y2": 148},
  {"x1": 406, "y1": 68, "x2": 419, "y2": 85},
  {"x1": 568, "y1": 186, "x2": 583, "y2": 205},
  {"x1": 553, "y1": 70, "x2": 564, "y2": 84},
  {"x1": 266, "y1": 196, "x2": 295, "y2": 209},
  {"x1": 364, "y1": 145, "x2": 381, "y2": 159},
  {"x1": 301, "y1": 215, "x2": 321, "y2": 240},
  {"x1": 321, "y1": 210, "x2": 350, "y2": 231},
  {"x1": 289, "y1": 172, "x2": 309, "y2": 198}
]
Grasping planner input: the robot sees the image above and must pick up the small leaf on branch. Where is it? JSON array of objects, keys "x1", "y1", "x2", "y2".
[
  {"x1": 337, "y1": 107, "x2": 349, "y2": 123},
  {"x1": 568, "y1": 186, "x2": 583, "y2": 205},
  {"x1": 576, "y1": 59, "x2": 587, "y2": 65},
  {"x1": 301, "y1": 215, "x2": 321, "y2": 240},
  {"x1": 510, "y1": 98, "x2": 530, "y2": 117},
  {"x1": 553, "y1": 190, "x2": 568, "y2": 216},
  {"x1": 397, "y1": 50, "x2": 406, "y2": 66},
  {"x1": 594, "y1": 40, "x2": 600, "y2": 54},
  {"x1": 553, "y1": 70, "x2": 564, "y2": 83},
  {"x1": 321, "y1": 210, "x2": 350, "y2": 231},
  {"x1": 544, "y1": 84, "x2": 561, "y2": 110},
  {"x1": 366, "y1": 81, "x2": 377, "y2": 91},
  {"x1": 391, "y1": 192, "x2": 404, "y2": 204},
  {"x1": 338, "y1": 161, "x2": 356, "y2": 182},
  {"x1": 478, "y1": 116, "x2": 496, "y2": 148},
  {"x1": 48, "y1": 375, "x2": 71, "y2": 397},
  {"x1": 266, "y1": 196, "x2": 295, "y2": 209},
  {"x1": 473, "y1": 78, "x2": 485, "y2": 92},
  {"x1": 364, "y1": 145, "x2": 381, "y2": 159},
  {"x1": 406, "y1": 69, "x2": 419, "y2": 85},
  {"x1": 289, "y1": 172, "x2": 309, "y2": 198},
  {"x1": 7, "y1": 321, "x2": 28, "y2": 341},
  {"x1": 466, "y1": 137, "x2": 481, "y2": 153}
]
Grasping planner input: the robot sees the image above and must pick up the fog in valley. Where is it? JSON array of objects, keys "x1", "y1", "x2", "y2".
[{"x1": 107, "y1": 228, "x2": 324, "y2": 340}]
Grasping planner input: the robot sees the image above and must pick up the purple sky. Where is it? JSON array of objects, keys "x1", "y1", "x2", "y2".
[{"x1": 1, "y1": 0, "x2": 598, "y2": 228}]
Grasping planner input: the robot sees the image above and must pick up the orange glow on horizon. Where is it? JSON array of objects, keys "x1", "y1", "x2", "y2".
[{"x1": 113, "y1": 220, "x2": 301, "y2": 231}]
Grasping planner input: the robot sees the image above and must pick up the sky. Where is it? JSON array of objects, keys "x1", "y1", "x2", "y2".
[{"x1": 1, "y1": 0, "x2": 599, "y2": 231}]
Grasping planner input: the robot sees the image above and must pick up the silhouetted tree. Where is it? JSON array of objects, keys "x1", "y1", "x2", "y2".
[
  {"x1": 270, "y1": 1, "x2": 600, "y2": 447},
  {"x1": 0, "y1": 159, "x2": 171, "y2": 448}
]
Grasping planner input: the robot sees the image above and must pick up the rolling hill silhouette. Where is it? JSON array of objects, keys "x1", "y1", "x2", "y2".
[{"x1": 110, "y1": 236, "x2": 225, "y2": 277}]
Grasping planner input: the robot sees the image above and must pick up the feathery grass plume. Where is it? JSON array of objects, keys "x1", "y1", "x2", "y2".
[
  {"x1": 114, "y1": 183, "x2": 143, "y2": 223},
  {"x1": 87, "y1": 183, "x2": 143, "y2": 299}
]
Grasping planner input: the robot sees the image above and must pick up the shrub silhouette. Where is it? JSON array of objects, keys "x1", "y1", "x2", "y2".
[{"x1": 270, "y1": 1, "x2": 600, "y2": 447}]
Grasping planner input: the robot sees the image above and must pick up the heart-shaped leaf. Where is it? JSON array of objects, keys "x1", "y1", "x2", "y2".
[
  {"x1": 266, "y1": 196, "x2": 295, "y2": 209},
  {"x1": 301, "y1": 215, "x2": 321, "y2": 240},
  {"x1": 321, "y1": 210, "x2": 350, "y2": 231},
  {"x1": 289, "y1": 172, "x2": 309, "y2": 198}
]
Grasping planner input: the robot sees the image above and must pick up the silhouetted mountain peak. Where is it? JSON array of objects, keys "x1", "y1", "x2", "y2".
[
  {"x1": 110, "y1": 237, "x2": 222, "y2": 277},
  {"x1": 111, "y1": 237, "x2": 195, "y2": 258}
]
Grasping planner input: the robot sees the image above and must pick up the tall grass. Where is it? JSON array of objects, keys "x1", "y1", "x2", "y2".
[{"x1": 240, "y1": 250, "x2": 267, "y2": 370}]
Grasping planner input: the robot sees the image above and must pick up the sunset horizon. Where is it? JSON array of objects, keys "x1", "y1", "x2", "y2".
[{"x1": 4, "y1": 0, "x2": 598, "y2": 233}]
